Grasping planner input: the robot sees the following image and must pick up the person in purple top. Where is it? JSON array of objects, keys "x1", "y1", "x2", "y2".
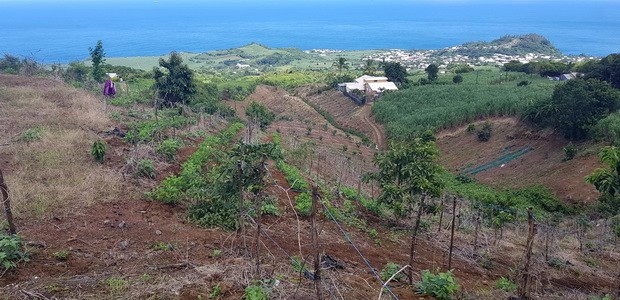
[{"x1": 103, "y1": 79, "x2": 116, "y2": 97}]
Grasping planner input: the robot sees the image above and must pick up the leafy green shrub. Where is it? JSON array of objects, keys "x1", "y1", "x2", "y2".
[
  {"x1": 416, "y1": 270, "x2": 460, "y2": 300},
  {"x1": 244, "y1": 285, "x2": 268, "y2": 300},
  {"x1": 136, "y1": 159, "x2": 156, "y2": 178},
  {"x1": 52, "y1": 250, "x2": 70, "y2": 261},
  {"x1": 156, "y1": 139, "x2": 183, "y2": 161},
  {"x1": 380, "y1": 262, "x2": 404, "y2": 282},
  {"x1": 276, "y1": 161, "x2": 309, "y2": 191},
  {"x1": 495, "y1": 277, "x2": 517, "y2": 292},
  {"x1": 562, "y1": 143, "x2": 577, "y2": 161},
  {"x1": 477, "y1": 122, "x2": 492, "y2": 142},
  {"x1": 294, "y1": 192, "x2": 312, "y2": 216},
  {"x1": 261, "y1": 203, "x2": 280, "y2": 216},
  {"x1": 0, "y1": 234, "x2": 28, "y2": 270},
  {"x1": 18, "y1": 126, "x2": 43, "y2": 143},
  {"x1": 91, "y1": 140, "x2": 107, "y2": 163},
  {"x1": 209, "y1": 284, "x2": 222, "y2": 299},
  {"x1": 452, "y1": 75, "x2": 463, "y2": 84}
]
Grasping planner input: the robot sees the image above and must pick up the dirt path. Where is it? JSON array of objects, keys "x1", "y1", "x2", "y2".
[{"x1": 359, "y1": 104, "x2": 386, "y2": 149}]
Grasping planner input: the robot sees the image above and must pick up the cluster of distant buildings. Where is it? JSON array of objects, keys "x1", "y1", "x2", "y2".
[{"x1": 360, "y1": 48, "x2": 596, "y2": 71}]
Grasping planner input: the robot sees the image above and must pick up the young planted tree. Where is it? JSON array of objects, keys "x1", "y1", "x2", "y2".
[
  {"x1": 153, "y1": 52, "x2": 197, "y2": 107},
  {"x1": 332, "y1": 57, "x2": 349, "y2": 75},
  {"x1": 89, "y1": 40, "x2": 106, "y2": 82},
  {"x1": 367, "y1": 138, "x2": 444, "y2": 284}
]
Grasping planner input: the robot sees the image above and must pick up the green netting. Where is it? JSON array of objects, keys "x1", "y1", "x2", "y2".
[{"x1": 461, "y1": 146, "x2": 534, "y2": 175}]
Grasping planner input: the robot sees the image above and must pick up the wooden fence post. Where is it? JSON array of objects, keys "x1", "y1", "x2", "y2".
[
  {"x1": 438, "y1": 196, "x2": 444, "y2": 233},
  {"x1": 408, "y1": 192, "x2": 426, "y2": 285},
  {"x1": 518, "y1": 207, "x2": 537, "y2": 299},
  {"x1": 0, "y1": 168, "x2": 16, "y2": 235},
  {"x1": 236, "y1": 160, "x2": 247, "y2": 256},
  {"x1": 311, "y1": 186, "x2": 323, "y2": 300},
  {"x1": 473, "y1": 213, "x2": 481, "y2": 256},
  {"x1": 448, "y1": 196, "x2": 457, "y2": 270}
]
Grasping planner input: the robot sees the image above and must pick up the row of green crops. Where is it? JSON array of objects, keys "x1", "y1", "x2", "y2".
[
  {"x1": 149, "y1": 122, "x2": 244, "y2": 205},
  {"x1": 373, "y1": 71, "x2": 557, "y2": 139}
]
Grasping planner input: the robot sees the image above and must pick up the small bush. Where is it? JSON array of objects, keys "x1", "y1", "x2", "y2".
[
  {"x1": 91, "y1": 140, "x2": 107, "y2": 163},
  {"x1": 156, "y1": 139, "x2": 182, "y2": 161},
  {"x1": 495, "y1": 277, "x2": 517, "y2": 292},
  {"x1": 18, "y1": 126, "x2": 43, "y2": 143},
  {"x1": 477, "y1": 122, "x2": 492, "y2": 142},
  {"x1": 136, "y1": 159, "x2": 156, "y2": 178},
  {"x1": 294, "y1": 193, "x2": 312, "y2": 216},
  {"x1": 562, "y1": 143, "x2": 577, "y2": 161},
  {"x1": 0, "y1": 234, "x2": 28, "y2": 270},
  {"x1": 261, "y1": 203, "x2": 280, "y2": 216},
  {"x1": 52, "y1": 250, "x2": 70, "y2": 261},
  {"x1": 452, "y1": 75, "x2": 463, "y2": 84},
  {"x1": 416, "y1": 269, "x2": 460, "y2": 300},
  {"x1": 244, "y1": 285, "x2": 268, "y2": 300},
  {"x1": 380, "y1": 262, "x2": 404, "y2": 282}
]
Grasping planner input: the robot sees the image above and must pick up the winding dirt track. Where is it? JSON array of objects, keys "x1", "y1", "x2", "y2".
[{"x1": 359, "y1": 104, "x2": 386, "y2": 149}]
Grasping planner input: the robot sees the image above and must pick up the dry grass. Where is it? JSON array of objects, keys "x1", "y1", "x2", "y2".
[{"x1": 0, "y1": 74, "x2": 136, "y2": 219}]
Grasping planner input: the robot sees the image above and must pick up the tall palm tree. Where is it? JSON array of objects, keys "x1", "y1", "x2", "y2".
[
  {"x1": 332, "y1": 57, "x2": 349, "y2": 75},
  {"x1": 363, "y1": 59, "x2": 377, "y2": 75}
]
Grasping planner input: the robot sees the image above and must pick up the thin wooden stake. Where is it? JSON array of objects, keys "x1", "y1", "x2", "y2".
[
  {"x1": 311, "y1": 186, "x2": 323, "y2": 300},
  {"x1": 473, "y1": 213, "x2": 481, "y2": 256},
  {"x1": 408, "y1": 192, "x2": 426, "y2": 285},
  {"x1": 236, "y1": 160, "x2": 247, "y2": 256},
  {"x1": 448, "y1": 196, "x2": 457, "y2": 270},
  {"x1": 438, "y1": 196, "x2": 444, "y2": 233},
  {"x1": 0, "y1": 168, "x2": 16, "y2": 235},
  {"x1": 518, "y1": 207, "x2": 537, "y2": 299}
]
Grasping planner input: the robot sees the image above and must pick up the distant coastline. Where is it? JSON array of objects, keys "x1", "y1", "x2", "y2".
[{"x1": 1, "y1": 1, "x2": 618, "y2": 62}]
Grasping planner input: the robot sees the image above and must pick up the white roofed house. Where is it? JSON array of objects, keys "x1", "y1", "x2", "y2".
[
  {"x1": 338, "y1": 75, "x2": 398, "y2": 104},
  {"x1": 365, "y1": 81, "x2": 398, "y2": 100}
]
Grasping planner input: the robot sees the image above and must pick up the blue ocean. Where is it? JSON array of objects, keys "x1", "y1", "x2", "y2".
[{"x1": 1, "y1": 0, "x2": 619, "y2": 63}]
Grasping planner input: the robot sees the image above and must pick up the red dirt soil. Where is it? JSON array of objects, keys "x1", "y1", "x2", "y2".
[{"x1": 2, "y1": 78, "x2": 616, "y2": 299}]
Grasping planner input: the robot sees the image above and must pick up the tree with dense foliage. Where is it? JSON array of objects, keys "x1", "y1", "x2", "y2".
[
  {"x1": 89, "y1": 40, "x2": 106, "y2": 82},
  {"x1": 452, "y1": 74, "x2": 463, "y2": 84},
  {"x1": 383, "y1": 62, "x2": 408, "y2": 84},
  {"x1": 363, "y1": 59, "x2": 378, "y2": 75},
  {"x1": 153, "y1": 52, "x2": 197, "y2": 107},
  {"x1": 586, "y1": 146, "x2": 620, "y2": 216},
  {"x1": 582, "y1": 54, "x2": 620, "y2": 89},
  {"x1": 245, "y1": 101, "x2": 275, "y2": 129},
  {"x1": 425, "y1": 64, "x2": 439, "y2": 81},
  {"x1": 540, "y1": 79, "x2": 620, "y2": 140},
  {"x1": 332, "y1": 57, "x2": 349, "y2": 75},
  {"x1": 368, "y1": 139, "x2": 444, "y2": 217}
]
